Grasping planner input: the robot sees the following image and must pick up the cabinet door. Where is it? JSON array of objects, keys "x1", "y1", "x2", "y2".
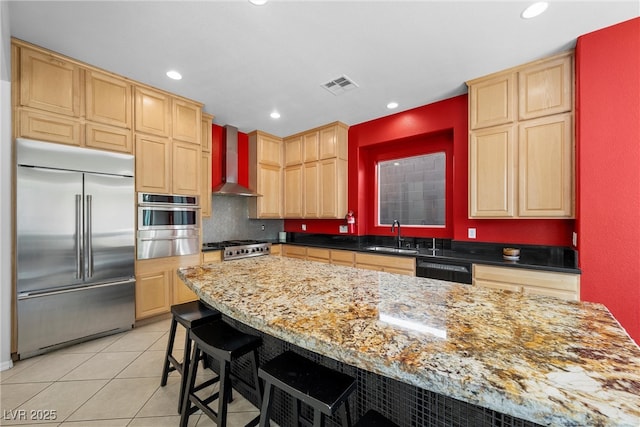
[
  {"x1": 135, "y1": 270, "x2": 171, "y2": 320},
  {"x1": 258, "y1": 134, "x2": 283, "y2": 167},
  {"x1": 519, "y1": 54, "x2": 572, "y2": 121},
  {"x1": 256, "y1": 164, "x2": 283, "y2": 218},
  {"x1": 284, "y1": 135, "x2": 303, "y2": 166},
  {"x1": 282, "y1": 245, "x2": 306, "y2": 259},
  {"x1": 469, "y1": 125, "x2": 516, "y2": 218},
  {"x1": 330, "y1": 250, "x2": 354, "y2": 267},
  {"x1": 201, "y1": 114, "x2": 213, "y2": 153},
  {"x1": 172, "y1": 99, "x2": 201, "y2": 145},
  {"x1": 85, "y1": 70, "x2": 132, "y2": 128},
  {"x1": 474, "y1": 279, "x2": 523, "y2": 293},
  {"x1": 319, "y1": 158, "x2": 347, "y2": 218},
  {"x1": 20, "y1": 47, "x2": 80, "y2": 117},
  {"x1": 303, "y1": 162, "x2": 319, "y2": 218},
  {"x1": 135, "y1": 134, "x2": 171, "y2": 193},
  {"x1": 86, "y1": 123, "x2": 132, "y2": 153},
  {"x1": 303, "y1": 131, "x2": 319, "y2": 162},
  {"x1": 201, "y1": 151, "x2": 212, "y2": 217},
  {"x1": 135, "y1": 86, "x2": 171, "y2": 136},
  {"x1": 18, "y1": 108, "x2": 82, "y2": 146},
  {"x1": 468, "y1": 71, "x2": 516, "y2": 130},
  {"x1": 284, "y1": 165, "x2": 303, "y2": 218},
  {"x1": 172, "y1": 140, "x2": 201, "y2": 196},
  {"x1": 319, "y1": 126, "x2": 337, "y2": 159},
  {"x1": 306, "y1": 247, "x2": 331, "y2": 263},
  {"x1": 173, "y1": 272, "x2": 198, "y2": 304},
  {"x1": 518, "y1": 114, "x2": 573, "y2": 217}
]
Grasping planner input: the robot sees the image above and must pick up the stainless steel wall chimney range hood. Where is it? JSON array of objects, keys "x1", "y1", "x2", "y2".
[{"x1": 212, "y1": 125, "x2": 261, "y2": 197}]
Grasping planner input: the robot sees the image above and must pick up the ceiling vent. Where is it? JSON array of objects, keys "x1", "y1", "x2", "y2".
[{"x1": 321, "y1": 75, "x2": 359, "y2": 95}]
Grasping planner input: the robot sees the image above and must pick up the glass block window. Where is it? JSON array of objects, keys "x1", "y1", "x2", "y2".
[{"x1": 377, "y1": 152, "x2": 446, "y2": 226}]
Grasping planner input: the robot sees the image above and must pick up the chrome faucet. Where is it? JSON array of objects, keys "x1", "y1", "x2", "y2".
[{"x1": 391, "y1": 220, "x2": 403, "y2": 248}]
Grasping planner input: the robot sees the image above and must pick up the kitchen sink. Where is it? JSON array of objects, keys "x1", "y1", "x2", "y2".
[{"x1": 364, "y1": 246, "x2": 419, "y2": 255}]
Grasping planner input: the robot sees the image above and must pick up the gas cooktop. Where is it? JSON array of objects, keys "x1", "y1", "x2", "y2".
[{"x1": 202, "y1": 240, "x2": 271, "y2": 260}]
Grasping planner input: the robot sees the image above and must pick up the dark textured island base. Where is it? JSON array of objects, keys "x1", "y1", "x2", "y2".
[{"x1": 220, "y1": 316, "x2": 540, "y2": 427}]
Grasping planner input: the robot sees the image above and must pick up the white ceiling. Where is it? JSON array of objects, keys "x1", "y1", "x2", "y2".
[{"x1": 7, "y1": 1, "x2": 639, "y2": 136}]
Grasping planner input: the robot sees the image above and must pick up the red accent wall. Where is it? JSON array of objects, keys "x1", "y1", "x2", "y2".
[
  {"x1": 286, "y1": 95, "x2": 573, "y2": 246},
  {"x1": 576, "y1": 17, "x2": 640, "y2": 343}
]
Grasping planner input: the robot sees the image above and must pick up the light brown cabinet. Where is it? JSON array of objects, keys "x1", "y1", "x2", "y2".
[
  {"x1": 330, "y1": 249, "x2": 355, "y2": 267},
  {"x1": 135, "y1": 134, "x2": 171, "y2": 194},
  {"x1": 249, "y1": 131, "x2": 283, "y2": 218},
  {"x1": 282, "y1": 245, "x2": 307, "y2": 259},
  {"x1": 306, "y1": 247, "x2": 331, "y2": 263},
  {"x1": 354, "y1": 252, "x2": 416, "y2": 276},
  {"x1": 201, "y1": 114, "x2": 213, "y2": 218},
  {"x1": 134, "y1": 86, "x2": 171, "y2": 137},
  {"x1": 14, "y1": 42, "x2": 134, "y2": 154},
  {"x1": 172, "y1": 98, "x2": 201, "y2": 145},
  {"x1": 283, "y1": 122, "x2": 348, "y2": 219},
  {"x1": 467, "y1": 51, "x2": 574, "y2": 219},
  {"x1": 473, "y1": 264, "x2": 580, "y2": 301},
  {"x1": 134, "y1": 254, "x2": 201, "y2": 320}
]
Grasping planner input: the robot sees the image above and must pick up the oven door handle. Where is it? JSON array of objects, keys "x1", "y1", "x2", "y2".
[{"x1": 137, "y1": 236, "x2": 195, "y2": 242}]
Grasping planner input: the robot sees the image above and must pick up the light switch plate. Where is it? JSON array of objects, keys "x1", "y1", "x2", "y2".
[{"x1": 302, "y1": 224, "x2": 307, "y2": 231}]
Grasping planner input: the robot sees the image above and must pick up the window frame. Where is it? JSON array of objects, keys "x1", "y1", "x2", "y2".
[{"x1": 366, "y1": 131, "x2": 454, "y2": 238}]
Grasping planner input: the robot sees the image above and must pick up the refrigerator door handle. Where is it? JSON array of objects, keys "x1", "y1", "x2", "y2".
[
  {"x1": 75, "y1": 194, "x2": 82, "y2": 279},
  {"x1": 86, "y1": 194, "x2": 93, "y2": 278},
  {"x1": 17, "y1": 278, "x2": 136, "y2": 299}
]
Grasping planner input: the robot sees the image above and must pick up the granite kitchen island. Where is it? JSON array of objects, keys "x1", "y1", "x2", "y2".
[{"x1": 178, "y1": 256, "x2": 640, "y2": 427}]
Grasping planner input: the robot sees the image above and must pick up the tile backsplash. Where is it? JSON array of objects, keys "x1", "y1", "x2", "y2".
[{"x1": 201, "y1": 195, "x2": 283, "y2": 243}]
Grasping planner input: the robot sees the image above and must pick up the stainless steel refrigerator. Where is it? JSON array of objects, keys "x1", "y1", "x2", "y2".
[{"x1": 16, "y1": 138, "x2": 135, "y2": 359}]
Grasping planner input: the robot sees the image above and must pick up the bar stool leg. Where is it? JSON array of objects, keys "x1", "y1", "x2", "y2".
[
  {"x1": 217, "y1": 360, "x2": 231, "y2": 427},
  {"x1": 259, "y1": 381, "x2": 274, "y2": 427},
  {"x1": 339, "y1": 401, "x2": 352, "y2": 427},
  {"x1": 179, "y1": 345, "x2": 200, "y2": 427},
  {"x1": 160, "y1": 317, "x2": 178, "y2": 387},
  {"x1": 177, "y1": 330, "x2": 193, "y2": 414}
]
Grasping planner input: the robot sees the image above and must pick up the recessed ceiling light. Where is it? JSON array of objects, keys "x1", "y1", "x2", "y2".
[
  {"x1": 249, "y1": 0, "x2": 268, "y2": 5},
  {"x1": 521, "y1": 2, "x2": 548, "y2": 19},
  {"x1": 270, "y1": 111, "x2": 281, "y2": 119},
  {"x1": 166, "y1": 70, "x2": 182, "y2": 80},
  {"x1": 387, "y1": 102, "x2": 399, "y2": 109}
]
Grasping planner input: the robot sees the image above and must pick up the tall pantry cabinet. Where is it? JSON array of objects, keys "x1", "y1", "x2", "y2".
[{"x1": 467, "y1": 51, "x2": 574, "y2": 219}]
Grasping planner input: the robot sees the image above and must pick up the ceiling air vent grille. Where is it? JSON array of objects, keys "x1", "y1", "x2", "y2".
[{"x1": 321, "y1": 75, "x2": 359, "y2": 95}]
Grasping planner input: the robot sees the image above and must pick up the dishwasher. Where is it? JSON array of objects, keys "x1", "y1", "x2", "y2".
[{"x1": 416, "y1": 258, "x2": 473, "y2": 284}]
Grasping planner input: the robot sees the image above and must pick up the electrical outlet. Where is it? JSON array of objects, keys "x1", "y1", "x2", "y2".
[
  {"x1": 572, "y1": 232, "x2": 577, "y2": 246},
  {"x1": 339, "y1": 225, "x2": 348, "y2": 233},
  {"x1": 468, "y1": 228, "x2": 476, "y2": 239},
  {"x1": 302, "y1": 224, "x2": 307, "y2": 231},
  {"x1": 261, "y1": 224, "x2": 265, "y2": 231}
]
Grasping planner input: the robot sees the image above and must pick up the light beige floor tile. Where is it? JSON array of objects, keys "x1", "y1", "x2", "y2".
[
  {"x1": 116, "y1": 351, "x2": 165, "y2": 379},
  {"x1": 60, "y1": 352, "x2": 141, "y2": 381},
  {"x1": 55, "y1": 334, "x2": 123, "y2": 354},
  {"x1": 135, "y1": 377, "x2": 182, "y2": 417},
  {"x1": 0, "y1": 382, "x2": 52, "y2": 411},
  {"x1": 128, "y1": 415, "x2": 199, "y2": 427},
  {"x1": 148, "y1": 328, "x2": 187, "y2": 352},
  {"x1": 3, "y1": 380, "x2": 107, "y2": 425},
  {"x1": 59, "y1": 419, "x2": 130, "y2": 426},
  {"x1": 101, "y1": 331, "x2": 165, "y2": 353},
  {"x1": 0, "y1": 356, "x2": 46, "y2": 384},
  {"x1": 2, "y1": 353, "x2": 94, "y2": 384},
  {"x1": 65, "y1": 378, "x2": 159, "y2": 421}
]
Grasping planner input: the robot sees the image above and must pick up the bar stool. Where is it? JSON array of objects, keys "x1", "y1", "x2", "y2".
[
  {"x1": 179, "y1": 321, "x2": 263, "y2": 427},
  {"x1": 160, "y1": 300, "x2": 222, "y2": 413},
  {"x1": 353, "y1": 410, "x2": 399, "y2": 427},
  {"x1": 258, "y1": 351, "x2": 356, "y2": 427}
]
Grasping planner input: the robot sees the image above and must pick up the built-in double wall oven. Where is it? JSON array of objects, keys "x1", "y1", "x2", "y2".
[{"x1": 136, "y1": 193, "x2": 200, "y2": 259}]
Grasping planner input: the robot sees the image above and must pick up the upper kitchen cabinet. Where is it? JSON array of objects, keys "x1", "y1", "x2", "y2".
[
  {"x1": 249, "y1": 130, "x2": 283, "y2": 219},
  {"x1": 469, "y1": 71, "x2": 516, "y2": 130},
  {"x1": 201, "y1": 113, "x2": 213, "y2": 218},
  {"x1": 135, "y1": 134, "x2": 171, "y2": 194},
  {"x1": 282, "y1": 122, "x2": 348, "y2": 219},
  {"x1": 134, "y1": 86, "x2": 171, "y2": 137},
  {"x1": 13, "y1": 40, "x2": 134, "y2": 153},
  {"x1": 467, "y1": 51, "x2": 575, "y2": 219},
  {"x1": 518, "y1": 54, "x2": 572, "y2": 121},
  {"x1": 19, "y1": 45, "x2": 81, "y2": 117},
  {"x1": 172, "y1": 99, "x2": 201, "y2": 145}
]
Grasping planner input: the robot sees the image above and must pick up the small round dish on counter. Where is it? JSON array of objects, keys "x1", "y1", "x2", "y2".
[{"x1": 503, "y1": 247, "x2": 520, "y2": 260}]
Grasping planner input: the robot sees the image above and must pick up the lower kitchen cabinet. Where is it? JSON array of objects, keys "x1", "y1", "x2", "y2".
[
  {"x1": 355, "y1": 252, "x2": 416, "y2": 276},
  {"x1": 282, "y1": 245, "x2": 307, "y2": 259},
  {"x1": 473, "y1": 264, "x2": 580, "y2": 301},
  {"x1": 135, "y1": 254, "x2": 201, "y2": 320},
  {"x1": 201, "y1": 250, "x2": 222, "y2": 264},
  {"x1": 306, "y1": 247, "x2": 331, "y2": 263},
  {"x1": 330, "y1": 249, "x2": 355, "y2": 267},
  {"x1": 269, "y1": 244, "x2": 282, "y2": 256}
]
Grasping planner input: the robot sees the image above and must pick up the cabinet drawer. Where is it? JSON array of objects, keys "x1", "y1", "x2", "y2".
[
  {"x1": 355, "y1": 253, "x2": 415, "y2": 273},
  {"x1": 474, "y1": 265, "x2": 578, "y2": 291},
  {"x1": 202, "y1": 251, "x2": 222, "y2": 264},
  {"x1": 19, "y1": 109, "x2": 82, "y2": 146},
  {"x1": 306, "y1": 247, "x2": 330, "y2": 262},
  {"x1": 283, "y1": 245, "x2": 306, "y2": 259},
  {"x1": 330, "y1": 250, "x2": 354, "y2": 266}
]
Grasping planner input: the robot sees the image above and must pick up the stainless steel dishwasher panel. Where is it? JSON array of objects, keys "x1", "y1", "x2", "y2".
[{"x1": 17, "y1": 279, "x2": 135, "y2": 359}]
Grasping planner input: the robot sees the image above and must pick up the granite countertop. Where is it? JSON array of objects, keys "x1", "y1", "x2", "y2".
[{"x1": 178, "y1": 257, "x2": 639, "y2": 427}]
